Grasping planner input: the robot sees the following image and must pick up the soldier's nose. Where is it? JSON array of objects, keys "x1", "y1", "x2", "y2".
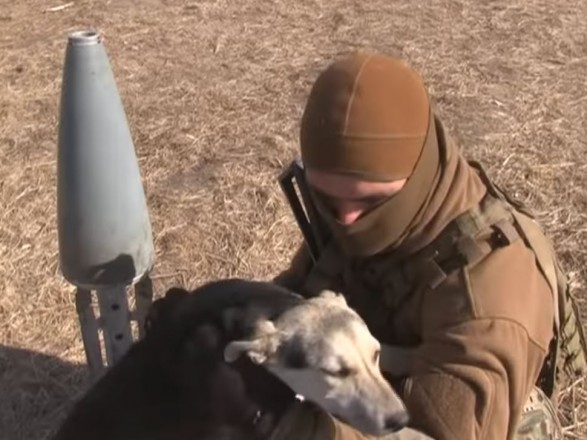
[{"x1": 336, "y1": 206, "x2": 364, "y2": 225}]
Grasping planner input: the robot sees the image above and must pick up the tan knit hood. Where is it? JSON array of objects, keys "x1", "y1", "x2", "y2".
[{"x1": 300, "y1": 52, "x2": 486, "y2": 257}]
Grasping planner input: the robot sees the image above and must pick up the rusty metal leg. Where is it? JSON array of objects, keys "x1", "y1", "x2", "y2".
[
  {"x1": 74, "y1": 287, "x2": 104, "y2": 378},
  {"x1": 95, "y1": 285, "x2": 133, "y2": 366},
  {"x1": 134, "y1": 273, "x2": 153, "y2": 340}
]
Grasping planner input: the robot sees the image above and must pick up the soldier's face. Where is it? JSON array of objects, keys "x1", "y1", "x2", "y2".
[{"x1": 306, "y1": 170, "x2": 406, "y2": 225}]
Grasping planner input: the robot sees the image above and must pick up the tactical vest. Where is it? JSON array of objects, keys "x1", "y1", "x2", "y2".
[{"x1": 301, "y1": 161, "x2": 587, "y2": 400}]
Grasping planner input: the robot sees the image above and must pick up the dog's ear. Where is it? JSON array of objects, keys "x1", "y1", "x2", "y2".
[
  {"x1": 223, "y1": 320, "x2": 279, "y2": 365},
  {"x1": 145, "y1": 287, "x2": 190, "y2": 334},
  {"x1": 164, "y1": 286, "x2": 190, "y2": 300},
  {"x1": 181, "y1": 323, "x2": 223, "y2": 359},
  {"x1": 317, "y1": 289, "x2": 347, "y2": 305}
]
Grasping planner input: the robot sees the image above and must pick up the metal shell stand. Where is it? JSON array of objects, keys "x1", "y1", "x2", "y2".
[{"x1": 75, "y1": 274, "x2": 153, "y2": 377}]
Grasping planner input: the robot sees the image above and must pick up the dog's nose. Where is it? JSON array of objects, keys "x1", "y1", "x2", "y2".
[{"x1": 384, "y1": 412, "x2": 410, "y2": 432}]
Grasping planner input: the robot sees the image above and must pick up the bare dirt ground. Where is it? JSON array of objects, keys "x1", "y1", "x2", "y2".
[{"x1": 1, "y1": 0, "x2": 586, "y2": 438}]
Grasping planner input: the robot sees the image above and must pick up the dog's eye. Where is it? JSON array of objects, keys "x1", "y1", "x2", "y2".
[{"x1": 321, "y1": 366, "x2": 353, "y2": 378}]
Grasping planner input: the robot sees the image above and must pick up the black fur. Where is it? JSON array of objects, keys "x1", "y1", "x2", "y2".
[
  {"x1": 51, "y1": 279, "x2": 300, "y2": 440},
  {"x1": 280, "y1": 340, "x2": 309, "y2": 369}
]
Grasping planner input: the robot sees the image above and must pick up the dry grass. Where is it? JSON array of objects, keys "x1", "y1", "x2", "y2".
[{"x1": 0, "y1": 0, "x2": 586, "y2": 438}]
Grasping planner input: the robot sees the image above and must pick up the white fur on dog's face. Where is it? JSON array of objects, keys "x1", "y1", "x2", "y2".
[
  {"x1": 223, "y1": 291, "x2": 409, "y2": 436},
  {"x1": 267, "y1": 319, "x2": 408, "y2": 435}
]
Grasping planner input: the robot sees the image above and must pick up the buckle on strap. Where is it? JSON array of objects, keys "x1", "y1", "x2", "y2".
[
  {"x1": 491, "y1": 217, "x2": 520, "y2": 246},
  {"x1": 455, "y1": 235, "x2": 493, "y2": 267},
  {"x1": 452, "y1": 217, "x2": 520, "y2": 270}
]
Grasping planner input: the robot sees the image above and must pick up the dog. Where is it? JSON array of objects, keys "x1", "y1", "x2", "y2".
[{"x1": 51, "y1": 278, "x2": 409, "y2": 439}]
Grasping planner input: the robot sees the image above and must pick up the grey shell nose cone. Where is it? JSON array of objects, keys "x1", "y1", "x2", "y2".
[{"x1": 57, "y1": 29, "x2": 154, "y2": 289}]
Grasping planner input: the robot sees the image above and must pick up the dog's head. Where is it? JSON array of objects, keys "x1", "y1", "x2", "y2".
[
  {"x1": 143, "y1": 284, "x2": 296, "y2": 438},
  {"x1": 224, "y1": 289, "x2": 409, "y2": 436}
]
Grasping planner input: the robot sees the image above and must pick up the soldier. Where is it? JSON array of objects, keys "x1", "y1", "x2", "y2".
[{"x1": 271, "y1": 52, "x2": 587, "y2": 439}]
